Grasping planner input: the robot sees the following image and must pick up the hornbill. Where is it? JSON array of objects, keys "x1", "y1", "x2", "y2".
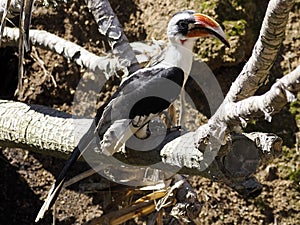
[{"x1": 35, "y1": 10, "x2": 229, "y2": 222}]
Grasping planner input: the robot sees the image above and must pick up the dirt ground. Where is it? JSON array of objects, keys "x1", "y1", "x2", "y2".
[{"x1": 0, "y1": 0, "x2": 300, "y2": 224}]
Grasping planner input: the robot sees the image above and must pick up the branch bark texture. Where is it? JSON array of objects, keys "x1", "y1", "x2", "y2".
[
  {"x1": 225, "y1": 0, "x2": 295, "y2": 102},
  {"x1": 0, "y1": 100, "x2": 91, "y2": 157},
  {"x1": 1, "y1": 64, "x2": 296, "y2": 157},
  {"x1": 217, "y1": 65, "x2": 300, "y2": 126},
  {"x1": 84, "y1": 0, "x2": 140, "y2": 74},
  {"x1": 160, "y1": 66, "x2": 300, "y2": 171},
  {"x1": 2, "y1": 27, "x2": 128, "y2": 79},
  {"x1": 0, "y1": 101, "x2": 282, "y2": 197}
]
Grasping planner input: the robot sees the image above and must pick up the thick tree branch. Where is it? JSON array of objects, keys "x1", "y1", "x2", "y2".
[
  {"x1": 2, "y1": 63, "x2": 295, "y2": 157},
  {"x1": 2, "y1": 28, "x2": 164, "y2": 80},
  {"x1": 219, "y1": 66, "x2": 300, "y2": 125},
  {"x1": 0, "y1": 100, "x2": 282, "y2": 196},
  {"x1": 0, "y1": 100, "x2": 91, "y2": 157}
]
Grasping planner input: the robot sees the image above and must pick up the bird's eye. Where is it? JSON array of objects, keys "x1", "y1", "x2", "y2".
[
  {"x1": 177, "y1": 20, "x2": 188, "y2": 30},
  {"x1": 177, "y1": 20, "x2": 189, "y2": 35}
]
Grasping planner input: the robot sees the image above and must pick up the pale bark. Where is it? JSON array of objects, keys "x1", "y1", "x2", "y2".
[
  {"x1": 2, "y1": 28, "x2": 163, "y2": 79},
  {"x1": 219, "y1": 65, "x2": 300, "y2": 124},
  {"x1": 1, "y1": 0, "x2": 141, "y2": 78},
  {"x1": 0, "y1": 98, "x2": 282, "y2": 196},
  {"x1": 160, "y1": 65, "x2": 299, "y2": 175},
  {"x1": 84, "y1": 0, "x2": 140, "y2": 74},
  {"x1": 0, "y1": 0, "x2": 22, "y2": 19},
  {"x1": 0, "y1": 100, "x2": 91, "y2": 157},
  {"x1": 225, "y1": 0, "x2": 295, "y2": 102},
  {"x1": 2, "y1": 27, "x2": 128, "y2": 79}
]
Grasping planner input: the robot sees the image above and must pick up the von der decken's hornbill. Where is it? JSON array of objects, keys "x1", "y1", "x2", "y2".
[{"x1": 35, "y1": 10, "x2": 229, "y2": 222}]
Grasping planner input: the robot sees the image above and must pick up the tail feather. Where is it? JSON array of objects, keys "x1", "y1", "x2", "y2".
[
  {"x1": 35, "y1": 147, "x2": 81, "y2": 222},
  {"x1": 35, "y1": 125, "x2": 96, "y2": 222}
]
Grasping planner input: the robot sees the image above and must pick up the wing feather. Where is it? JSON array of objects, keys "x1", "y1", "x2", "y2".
[{"x1": 97, "y1": 67, "x2": 184, "y2": 137}]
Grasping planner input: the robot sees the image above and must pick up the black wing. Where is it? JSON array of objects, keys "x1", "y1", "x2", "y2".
[{"x1": 97, "y1": 66, "x2": 184, "y2": 135}]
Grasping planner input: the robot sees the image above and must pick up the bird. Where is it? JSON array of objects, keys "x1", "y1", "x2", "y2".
[{"x1": 35, "y1": 10, "x2": 229, "y2": 222}]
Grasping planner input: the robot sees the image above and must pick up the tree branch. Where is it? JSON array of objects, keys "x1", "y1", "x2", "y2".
[
  {"x1": 1, "y1": 0, "x2": 141, "y2": 78},
  {"x1": 84, "y1": 0, "x2": 140, "y2": 74},
  {"x1": 1, "y1": 64, "x2": 298, "y2": 194},
  {"x1": 2, "y1": 27, "x2": 164, "y2": 80},
  {"x1": 220, "y1": 66, "x2": 300, "y2": 124},
  {"x1": 2, "y1": 62, "x2": 295, "y2": 157},
  {"x1": 2, "y1": 27, "x2": 128, "y2": 79},
  {"x1": 225, "y1": 0, "x2": 295, "y2": 102},
  {"x1": 0, "y1": 100, "x2": 282, "y2": 197},
  {"x1": 160, "y1": 65, "x2": 300, "y2": 172},
  {"x1": 0, "y1": 100, "x2": 91, "y2": 157}
]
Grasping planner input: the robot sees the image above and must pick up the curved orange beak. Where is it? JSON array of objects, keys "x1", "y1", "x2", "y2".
[{"x1": 187, "y1": 13, "x2": 230, "y2": 47}]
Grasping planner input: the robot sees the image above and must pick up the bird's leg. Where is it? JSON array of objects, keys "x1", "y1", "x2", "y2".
[
  {"x1": 132, "y1": 115, "x2": 149, "y2": 127},
  {"x1": 113, "y1": 115, "x2": 154, "y2": 153},
  {"x1": 164, "y1": 105, "x2": 177, "y2": 128},
  {"x1": 112, "y1": 124, "x2": 139, "y2": 154},
  {"x1": 178, "y1": 88, "x2": 187, "y2": 128},
  {"x1": 135, "y1": 123, "x2": 150, "y2": 139}
]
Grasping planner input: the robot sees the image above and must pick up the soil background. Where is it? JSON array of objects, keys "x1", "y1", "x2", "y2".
[{"x1": 0, "y1": 0, "x2": 300, "y2": 224}]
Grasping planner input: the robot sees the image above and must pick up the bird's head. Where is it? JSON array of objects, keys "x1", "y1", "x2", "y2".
[{"x1": 167, "y1": 10, "x2": 229, "y2": 49}]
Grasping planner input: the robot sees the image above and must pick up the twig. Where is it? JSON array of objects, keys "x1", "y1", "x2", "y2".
[
  {"x1": 14, "y1": 0, "x2": 34, "y2": 95},
  {"x1": 52, "y1": 202, "x2": 56, "y2": 225},
  {"x1": 0, "y1": 0, "x2": 11, "y2": 44},
  {"x1": 30, "y1": 46, "x2": 57, "y2": 87}
]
